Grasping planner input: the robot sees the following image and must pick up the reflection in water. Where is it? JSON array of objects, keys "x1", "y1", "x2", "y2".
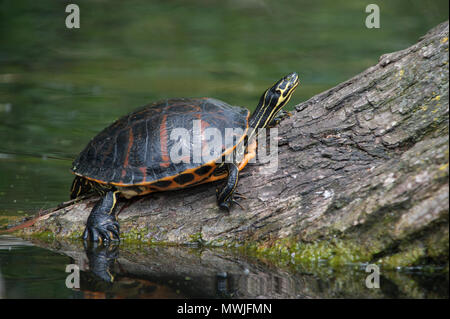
[
  {"x1": 78, "y1": 244, "x2": 309, "y2": 298},
  {"x1": 84, "y1": 241, "x2": 119, "y2": 283},
  {"x1": 0, "y1": 236, "x2": 446, "y2": 299},
  {"x1": 0, "y1": 266, "x2": 4, "y2": 298}
]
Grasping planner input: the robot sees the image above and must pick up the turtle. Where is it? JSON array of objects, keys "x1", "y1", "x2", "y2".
[{"x1": 71, "y1": 72, "x2": 299, "y2": 242}]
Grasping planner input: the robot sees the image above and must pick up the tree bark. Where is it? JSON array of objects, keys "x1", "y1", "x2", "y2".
[{"x1": 12, "y1": 21, "x2": 449, "y2": 268}]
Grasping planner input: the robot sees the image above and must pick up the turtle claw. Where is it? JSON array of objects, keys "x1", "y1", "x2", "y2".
[
  {"x1": 233, "y1": 191, "x2": 247, "y2": 200},
  {"x1": 232, "y1": 200, "x2": 245, "y2": 210},
  {"x1": 107, "y1": 223, "x2": 120, "y2": 240},
  {"x1": 268, "y1": 110, "x2": 292, "y2": 127},
  {"x1": 83, "y1": 214, "x2": 120, "y2": 243},
  {"x1": 217, "y1": 193, "x2": 245, "y2": 212}
]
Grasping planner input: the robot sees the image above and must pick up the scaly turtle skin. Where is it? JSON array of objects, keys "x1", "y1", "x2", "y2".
[{"x1": 71, "y1": 72, "x2": 299, "y2": 242}]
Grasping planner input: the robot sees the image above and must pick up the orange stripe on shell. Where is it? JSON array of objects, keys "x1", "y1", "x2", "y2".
[{"x1": 74, "y1": 109, "x2": 252, "y2": 188}]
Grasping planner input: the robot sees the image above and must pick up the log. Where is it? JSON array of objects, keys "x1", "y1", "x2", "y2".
[{"x1": 12, "y1": 21, "x2": 449, "y2": 269}]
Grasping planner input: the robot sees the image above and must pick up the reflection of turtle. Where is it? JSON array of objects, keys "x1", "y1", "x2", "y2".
[{"x1": 71, "y1": 73, "x2": 299, "y2": 242}]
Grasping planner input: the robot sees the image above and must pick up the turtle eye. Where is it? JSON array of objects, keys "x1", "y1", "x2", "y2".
[{"x1": 275, "y1": 89, "x2": 282, "y2": 95}]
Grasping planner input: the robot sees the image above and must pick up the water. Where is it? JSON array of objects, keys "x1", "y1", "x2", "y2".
[
  {"x1": 0, "y1": 0, "x2": 448, "y2": 298},
  {"x1": 0, "y1": 236, "x2": 447, "y2": 299}
]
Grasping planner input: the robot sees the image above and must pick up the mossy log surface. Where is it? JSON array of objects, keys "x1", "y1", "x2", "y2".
[{"x1": 14, "y1": 21, "x2": 449, "y2": 269}]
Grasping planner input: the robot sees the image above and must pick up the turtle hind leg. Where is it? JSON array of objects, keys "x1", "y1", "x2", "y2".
[
  {"x1": 216, "y1": 163, "x2": 243, "y2": 211},
  {"x1": 70, "y1": 176, "x2": 95, "y2": 199},
  {"x1": 83, "y1": 190, "x2": 121, "y2": 243}
]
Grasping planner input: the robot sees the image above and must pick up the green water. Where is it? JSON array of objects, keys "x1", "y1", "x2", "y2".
[
  {"x1": 0, "y1": 236, "x2": 447, "y2": 299},
  {"x1": 0, "y1": 0, "x2": 448, "y2": 298}
]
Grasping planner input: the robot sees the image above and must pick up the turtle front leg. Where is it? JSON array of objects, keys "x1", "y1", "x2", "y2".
[
  {"x1": 268, "y1": 110, "x2": 292, "y2": 127},
  {"x1": 83, "y1": 190, "x2": 121, "y2": 242},
  {"x1": 216, "y1": 163, "x2": 242, "y2": 211}
]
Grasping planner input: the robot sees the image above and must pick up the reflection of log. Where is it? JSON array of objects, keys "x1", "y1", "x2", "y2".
[
  {"x1": 29, "y1": 239, "x2": 447, "y2": 298},
  {"x1": 15, "y1": 21, "x2": 449, "y2": 268}
]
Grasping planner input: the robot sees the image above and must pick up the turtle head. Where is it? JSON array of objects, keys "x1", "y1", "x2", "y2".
[{"x1": 249, "y1": 72, "x2": 299, "y2": 129}]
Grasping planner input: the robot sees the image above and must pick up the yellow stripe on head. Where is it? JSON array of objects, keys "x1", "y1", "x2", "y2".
[{"x1": 249, "y1": 72, "x2": 300, "y2": 134}]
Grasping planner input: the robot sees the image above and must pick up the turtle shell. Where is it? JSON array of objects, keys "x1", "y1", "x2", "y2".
[{"x1": 72, "y1": 98, "x2": 250, "y2": 186}]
